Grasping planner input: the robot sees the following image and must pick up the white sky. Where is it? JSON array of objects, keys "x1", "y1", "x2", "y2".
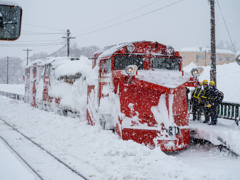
[{"x1": 0, "y1": 0, "x2": 240, "y2": 60}]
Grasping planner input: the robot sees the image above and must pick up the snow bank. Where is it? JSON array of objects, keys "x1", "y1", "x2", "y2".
[
  {"x1": 190, "y1": 120, "x2": 240, "y2": 155},
  {"x1": 0, "y1": 84, "x2": 25, "y2": 95},
  {"x1": 0, "y1": 95, "x2": 231, "y2": 180}
]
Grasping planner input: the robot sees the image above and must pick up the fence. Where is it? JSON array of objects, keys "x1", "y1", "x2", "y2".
[
  {"x1": 0, "y1": 91, "x2": 24, "y2": 101},
  {"x1": 188, "y1": 100, "x2": 240, "y2": 126}
]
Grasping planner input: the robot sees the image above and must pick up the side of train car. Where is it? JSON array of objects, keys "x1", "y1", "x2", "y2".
[{"x1": 24, "y1": 41, "x2": 200, "y2": 151}]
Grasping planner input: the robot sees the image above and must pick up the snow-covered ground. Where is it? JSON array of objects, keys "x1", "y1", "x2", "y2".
[
  {"x1": 0, "y1": 140, "x2": 35, "y2": 180},
  {"x1": 0, "y1": 95, "x2": 240, "y2": 180},
  {"x1": 0, "y1": 84, "x2": 25, "y2": 95}
]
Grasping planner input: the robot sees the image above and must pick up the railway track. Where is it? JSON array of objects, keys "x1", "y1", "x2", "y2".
[{"x1": 0, "y1": 117, "x2": 89, "y2": 180}]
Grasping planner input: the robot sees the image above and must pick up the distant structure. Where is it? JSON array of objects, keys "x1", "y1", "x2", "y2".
[{"x1": 178, "y1": 47, "x2": 235, "y2": 67}]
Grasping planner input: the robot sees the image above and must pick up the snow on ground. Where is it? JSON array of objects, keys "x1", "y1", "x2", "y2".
[
  {"x1": 0, "y1": 84, "x2": 25, "y2": 95},
  {"x1": 190, "y1": 119, "x2": 240, "y2": 155},
  {"x1": 183, "y1": 62, "x2": 240, "y2": 103},
  {"x1": 1, "y1": 96, "x2": 240, "y2": 180},
  {"x1": 0, "y1": 140, "x2": 35, "y2": 180}
]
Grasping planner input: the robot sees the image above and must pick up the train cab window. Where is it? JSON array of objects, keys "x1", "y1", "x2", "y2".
[
  {"x1": 44, "y1": 65, "x2": 51, "y2": 76},
  {"x1": 25, "y1": 69, "x2": 28, "y2": 75},
  {"x1": 105, "y1": 59, "x2": 111, "y2": 74},
  {"x1": 152, "y1": 57, "x2": 180, "y2": 70},
  {"x1": 114, "y1": 56, "x2": 144, "y2": 70}
]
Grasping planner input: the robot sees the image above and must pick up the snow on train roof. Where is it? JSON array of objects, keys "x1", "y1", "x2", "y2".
[
  {"x1": 53, "y1": 56, "x2": 92, "y2": 78},
  {"x1": 95, "y1": 41, "x2": 157, "y2": 59},
  {"x1": 26, "y1": 57, "x2": 70, "y2": 67},
  {"x1": 95, "y1": 43, "x2": 128, "y2": 59},
  {"x1": 137, "y1": 70, "x2": 191, "y2": 89},
  {"x1": 26, "y1": 56, "x2": 92, "y2": 78}
]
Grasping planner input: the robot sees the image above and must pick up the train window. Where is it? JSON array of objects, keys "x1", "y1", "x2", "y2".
[
  {"x1": 25, "y1": 69, "x2": 28, "y2": 75},
  {"x1": 114, "y1": 56, "x2": 144, "y2": 70},
  {"x1": 105, "y1": 59, "x2": 111, "y2": 74},
  {"x1": 44, "y1": 65, "x2": 50, "y2": 76},
  {"x1": 100, "y1": 61, "x2": 104, "y2": 74},
  {"x1": 33, "y1": 67, "x2": 36, "y2": 73},
  {"x1": 152, "y1": 58, "x2": 180, "y2": 70}
]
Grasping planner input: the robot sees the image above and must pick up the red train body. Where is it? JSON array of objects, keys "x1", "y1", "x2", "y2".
[{"x1": 24, "y1": 41, "x2": 198, "y2": 152}]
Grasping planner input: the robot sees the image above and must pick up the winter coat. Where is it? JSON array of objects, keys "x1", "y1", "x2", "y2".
[
  {"x1": 208, "y1": 86, "x2": 219, "y2": 107},
  {"x1": 191, "y1": 87, "x2": 203, "y2": 104},
  {"x1": 200, "y1": 85, "x2": 210, "y2": 105}
]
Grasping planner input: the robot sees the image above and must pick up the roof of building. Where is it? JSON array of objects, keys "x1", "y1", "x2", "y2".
[{"x1": 178, "y1": 47, "x2": 235, "y2": 55}]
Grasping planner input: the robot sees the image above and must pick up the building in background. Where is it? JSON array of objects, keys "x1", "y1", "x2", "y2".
[{"x1": 178, "y1": 47, "x2": 235, "y2": 67}]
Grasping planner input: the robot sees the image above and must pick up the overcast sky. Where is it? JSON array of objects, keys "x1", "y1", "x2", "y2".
[{"x1": 0, "y1": 0, "x2": 239, "y2": 61}]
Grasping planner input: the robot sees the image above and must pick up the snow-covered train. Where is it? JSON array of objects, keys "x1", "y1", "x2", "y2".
[{"x1": 24, "y1": 41, "x2": 200, "y2": 151}]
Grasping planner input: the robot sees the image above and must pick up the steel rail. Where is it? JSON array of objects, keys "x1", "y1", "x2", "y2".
[
  {"x1": 0, "y1": 135, "x2": 44, "y2": 180},
  {"x1": 0, "y1": 118, "x2": 89, "y2": 180}
]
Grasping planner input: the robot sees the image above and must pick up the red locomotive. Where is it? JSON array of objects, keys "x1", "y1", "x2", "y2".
[{"x1": 24, "y1": 41, "x2": 200, "y2": 151}]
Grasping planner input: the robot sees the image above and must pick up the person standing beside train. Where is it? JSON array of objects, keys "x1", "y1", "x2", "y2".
[
  {"x1": 190, "y1": 81, "x2": 203, "y2": 121},
  {"x1": 206, "y1": 81, "x2": 219, "y2": 125},
  {"x1": 200, "y1": 80, "x2": 210, "y2": 123}
]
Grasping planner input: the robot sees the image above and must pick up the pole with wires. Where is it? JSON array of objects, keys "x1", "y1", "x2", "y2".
[
  {"x1": 62, "y1": 29, "x2": 75, "y2": 57},
  {"x1": 4, "y1": 56, "x2": 9, "y2": 84},
  {"x1": 209, "y1": 0, "x2": 217, "y2": 87},
  {"x1": 23, "y1": 49, "x2": 32, "y2": 65}
]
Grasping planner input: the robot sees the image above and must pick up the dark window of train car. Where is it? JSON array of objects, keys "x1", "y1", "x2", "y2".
[
  {"x1": 105, "y1": 59, "x2": 111, "y2": 74},
  {"x1": 152, "y1": 58, "x2": 180, "y2": 70},
  {"x1": 25, "y1": 69, "x2": 28, "y2": 75},
  {"x1": 100, "y1": 61, "x2": 104, "y2": 75},
  {"x1": 44, "y1": 65, "x2": 50, "y2": 76},
  {"x1": 33, "y1": 67, "x2": 36, "y2": 73},
  {"x1": 114, "y1": 56, "x2": 144, "y2": 70}
]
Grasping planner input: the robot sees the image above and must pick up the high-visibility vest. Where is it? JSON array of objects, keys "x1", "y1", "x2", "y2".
[
  {"x1": 193, "y1": 88, "x2": 202, "y2": 99},
  {"x1": 201, "y1": 88, "x2": 208, "y2": 100}
]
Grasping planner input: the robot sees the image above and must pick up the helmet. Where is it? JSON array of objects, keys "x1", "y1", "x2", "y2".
[
  {"x1": 203, "y1": 80, "x2": 208, "y2": 85},
  {"x1": 209, "y1": 81, "x2": 215, "y2": 86},
  {"x1": 200, "y1": 81, "x2": 203, "y2": 86}
]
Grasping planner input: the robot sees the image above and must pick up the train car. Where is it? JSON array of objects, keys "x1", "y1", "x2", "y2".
[{"x1": 24, "y1": 41, "x2": 202, "y2": 152}]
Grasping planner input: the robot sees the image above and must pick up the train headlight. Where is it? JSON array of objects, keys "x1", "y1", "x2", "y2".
[
  {"x1": 191, "y1": 67, "x2": 204, "y2": 78},
  {"x1": 166, "y1": 45, "x2": 174, "y2": 55},
  {"x1": 127, "y1": 43, "x2": 135, "y2": 52},
  {"x1": 125, "y1": 65, "x2": 138, "y2": 76}
]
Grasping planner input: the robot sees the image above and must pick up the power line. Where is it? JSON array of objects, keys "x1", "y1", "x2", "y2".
[
  {"x1": 216, "y1": 0, "x2": 236, "y2": 53},
  {"x1": 23, "y1": 23, "x2": 65, "y2": 32},
  {"x1": 125, "y1": 0, "x2": 184, "y2": 23},
  {"x1": 73, "y1": 0, "x2": 162, "y2": 35},
  {"x1": 75, "y1": 0, "x2": 184, "y2": 38},
  {"x1": 21, "y1": 32, "x2": 65, "y2": 35},
  {"x1": 47, "y1": 45, "x2": 66, "y2": 57},
  {"x1": 0, "y1": 42, "x2": 65, "y2": 47}
]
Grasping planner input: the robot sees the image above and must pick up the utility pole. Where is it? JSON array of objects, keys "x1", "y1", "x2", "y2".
[
  {"x1": 23, "y1": 49, "x2": 32, "y2": 65},
  {"x1": 62, "y1": 29, "x2": 76, "y2": 57},
  {"x1": 4, "y1": 56, "x2": 9, "y2": 84},
  {"x1": 209, "y1": 0, "x2": 217, "y2": 87}
]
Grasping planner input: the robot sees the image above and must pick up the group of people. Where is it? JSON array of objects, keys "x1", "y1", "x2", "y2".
[{"x1": 189, "y1": 80, "x2": 224, "y2": 125}]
